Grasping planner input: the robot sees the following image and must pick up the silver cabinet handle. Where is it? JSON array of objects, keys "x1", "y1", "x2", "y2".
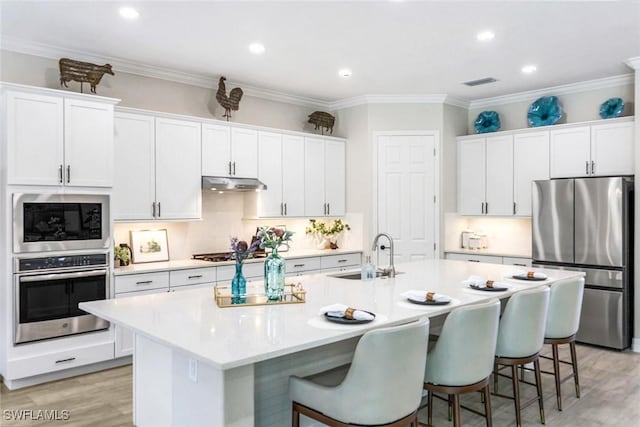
[
  {"x1": 158, "y1": 202, "x2": 161, "y2": 217},
  {"x1": 585, "y1": 161, "x2": 589, "y2": 174},
  {"x1": 481, "y1": 202, "x2": 485, "y2": 214},
  {"x1": 280, "y1": 202, "x2": 283, "y2": 216},
  {"x1": 136, "y1": 280, "x2": 153, "y2": 285},
  {"x1": 55, "y1": 357, "x2": 76, "y2": 364},
  {"x1": 485, "y1": 202, "x2": 488, "y2": 215},
  {"x1": 188, "y1": 275, "x2": 203, "y2": 279},
  {"x1": 591, "y1": 161, "x2": 595, "y2": 175},
  {"x1": 327, "y1": 203, "x2": 330, "y2": 216},
  {"x1": 152, "y1": 202, "x2": 157, "y2": 218},
  {"x1": 232, "y1": 162, "x2": 236, "y2": 175},
  {"x1": 228, "y1": 161, "x2": 232, "y2": 175},
  {"x1": 66, "y1": 165, "x2": 71, "y2": 183},
  {"x1": 323, "y1": 203, "x2": 327, "y2": 215},
  {"x1": 284, "y1": 203, "x2": 287, "y2": 216},
  {"x1": 337, "y1": 259, "x2": 347, "y2": 263},
  {"x1": 293, "y1": 264, "x2": 305, "y2": 268},
  {"x1": 468, "y1": 259, "x2": 480, "y2": 263},
  {"x1": 513, "y1": 263, "x2": 527, "y2": 267},
  {"x1": 513, "y1": 202, "x2": 517, "y2": 215},
  {"x1": 58, "y1": 165, "x2": 63, "y2": 183}
]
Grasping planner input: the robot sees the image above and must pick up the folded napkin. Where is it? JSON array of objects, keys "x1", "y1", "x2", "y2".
[
  {"x1": 319, "y1": 304, "x2": 374, "y2": 321},
  {"x1": 463, "y1": 275, "x2": 509, "y2": 289},
  {"x1": 401, "y1": 290, "x2": 452, "y2": 303},
  {"x1": 505, "y1": 270, "x2": 548, "y2": 279}
]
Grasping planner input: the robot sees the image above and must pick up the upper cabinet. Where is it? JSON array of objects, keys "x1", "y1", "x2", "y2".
[
  {"x1": 458, "y1": 135, "x2": 513, "y2": 216},
  {"x1": 256, "y1": 132, "x2": 305, "y2": 217},
  {"x1": 202, "y1": 124, "x2": 258, "y2": 178},
  {"x1": 550, "y1": 118, "x2": 634, "y2": 178},
  {"x1": 459, "y1": 117, "x2": 633, "y2": 216},
  {"x1": 113, "y1": 111, "x2": 201, "y2": 221},
  {"x1": 304, "y1": 137, "x2": 346, "y2": 217},
  {"x1": 5, "y1": 87, "x2": 118, "y2": 187}
]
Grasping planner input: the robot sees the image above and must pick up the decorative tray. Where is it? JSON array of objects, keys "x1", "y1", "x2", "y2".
[{"x1": 214, "y1": 283, "x2": 306, "y2": 307}]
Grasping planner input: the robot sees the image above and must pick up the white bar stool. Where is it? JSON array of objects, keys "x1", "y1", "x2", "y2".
[
  {"x1": 289, "y1": 318, "x2": 430, "y2": 426},
  {"x1": 421, "y1": 299, "x2": 501, "y2": 427},
  {"x1": 493, "y1": 286, "x2": 550, "y2": 427}
]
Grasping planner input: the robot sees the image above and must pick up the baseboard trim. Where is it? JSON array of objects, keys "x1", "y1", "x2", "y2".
[
  {"x1": 3, "y1": 356, "x2": 132, "y2": 390},
  {"x1": 632, "y1": 338, "x2": 640, "y2": 353}
]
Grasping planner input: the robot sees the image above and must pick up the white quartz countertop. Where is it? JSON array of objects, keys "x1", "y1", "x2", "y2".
[
  {"x1": 113, "y1": 248, "x2": 363, "y2": 275},
  {"x1": 82, "y1": 259, "x2": 582, "y2": 370}
]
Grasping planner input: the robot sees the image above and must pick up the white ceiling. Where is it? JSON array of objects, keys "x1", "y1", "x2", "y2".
[{"x1": 1, "y1": 1, "x2": 639, "y2": 103}]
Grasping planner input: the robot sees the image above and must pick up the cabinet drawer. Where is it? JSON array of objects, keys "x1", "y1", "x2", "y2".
[
  {"x1": 445, "y1": 253, "x2": 502, "y2": 264},
  {"x1": 320, "y1": 253, "x2": 361, "y2": 270},
  {"x1": 502, "y1": 257, "x2": 532, "y2": 267},
  {"x1": 7, "y1": 342, "x2": 114, "y2": 379},
  {"x1": 170, "y1": 267, "x2": 216, "y2": 288},
  {"x1": 287, "y1": 257, "x2": 322, "y2": 274},
  {"x1": 217, "y1": 262, "x2": 264, "y2": 282},
  {"x1": 115, "y1": 272, "x2": 170, "y2": 294}
]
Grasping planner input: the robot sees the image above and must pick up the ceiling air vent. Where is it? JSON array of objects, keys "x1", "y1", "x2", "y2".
[{"x1": 463, "y1": 77, "x2": 498, "y2": 87}]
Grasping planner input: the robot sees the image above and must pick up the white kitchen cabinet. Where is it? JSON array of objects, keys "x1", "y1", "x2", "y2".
[
  {"x1": 113, "y1": 112, "x2": 201, "y2": 220},
  {"x1": 445, "y1": 252, "x2": 503, "y2": 264},
  {"x1": 113, "y1": 112, "x2": 156, "y2": 220},
  {"x1": 590, "y1": 120, "x2": 634, "y2": 176},
  {"x1": 201, "y1": 124, "x2": 258, "y2": 178},
  {"x1": 513, "y1": 131, "x2": 550, "y2": 216},
  {"x1": 114, "y1": 288, "x2": 161, "y2": 358},
  {"x1": 304, "y1": 137, "x2": 346, "y2": 217},
  {"x1": 257, "y1": 132, "x2": 305, "y2": 217},
  {"x1": 502, "y1": 257, "x2": 532, "y2": 267},
  {"x1": 458, "y1": 135, "x2": 512, "y2": 216},
  {"x1": 550, "y1": 119, "x2": 634, "y2": 178},
  {"x1": 5, "y1": 88, "x2": 117, "y2": 187},
  {"x1": 550, "y1": 126, "x2": 591, "y2": 178},
  {"x1": 155, "y1": 117, "x2": 201, "y2": 219}
]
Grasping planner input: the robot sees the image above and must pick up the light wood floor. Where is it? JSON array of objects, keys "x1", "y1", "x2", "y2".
[{"x1": 1, "y1": 344, "x2": 638, "y2": 426}]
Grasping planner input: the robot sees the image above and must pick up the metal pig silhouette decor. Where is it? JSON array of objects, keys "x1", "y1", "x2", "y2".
[
  {"x1": 216, "y1": 76, "x2": 243, "y2": 121},
  {"x1": 59, "y1": 58, "x2": 114, "y2": 94},
  {"x1": 308, "y1": 111, "x2": 335, "y2": 135}
]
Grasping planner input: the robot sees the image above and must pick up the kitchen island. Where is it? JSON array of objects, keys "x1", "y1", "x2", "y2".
[{"x1": 80, "y1": 259, "x2": 584, "y2": 427}]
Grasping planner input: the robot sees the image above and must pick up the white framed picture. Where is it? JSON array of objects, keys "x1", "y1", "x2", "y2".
[{"x1": 130, "y1": 229, "x2": 169, "y2": 263}]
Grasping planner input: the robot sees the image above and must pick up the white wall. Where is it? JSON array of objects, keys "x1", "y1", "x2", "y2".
[
  {"x1": 633, "y1": 67, "x2": 640, "y2": 350},
  {"x1": 468, "y1": 84, "x2": 635, "y2": 132}
]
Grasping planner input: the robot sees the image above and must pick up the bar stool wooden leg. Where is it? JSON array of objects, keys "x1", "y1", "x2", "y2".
[
  {"x1": 483, "y1": 384, "x2": 493, "y2": 427},
  {"x1": 510, "y1": 365, "x2": 522, "y2": 427},
  {"x1": 570, "y1": 341, "x2": 580, "y2": 398},
  {"x1": 452, "y1": 394, "x2": 462, "y2": 427},
  {"x1": 448, "y1": 394, "x2": 453, "y2": 421},
  {"x1": 551, "y1": 344, "x2": 563, "y2": 411},
  {"x1": 534, "y1": 358, "x2": 545, "y2": 424},
  {"x1": 493, "y1": 361, "x2": 499, "y2": 393},
  {"x1": 427, "y1": 389, "x2": 433, "y2": 426},
  {"x1": 292, "y1": 403, "x2": 300, "y2": 427}
]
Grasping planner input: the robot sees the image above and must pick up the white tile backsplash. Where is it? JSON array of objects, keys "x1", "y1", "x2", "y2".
[{"x1": 115, "y1": 191, "x2": 362, "y2": 260}]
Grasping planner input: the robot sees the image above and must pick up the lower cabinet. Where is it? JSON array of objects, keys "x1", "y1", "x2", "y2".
[{"x1": 445, "y1": 252, "x2": 532, "y2": 267}]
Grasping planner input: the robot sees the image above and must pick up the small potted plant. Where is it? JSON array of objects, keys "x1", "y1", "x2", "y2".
[
  {"x1": 305, "y1": 219, "x2": 351, "y2": 249},
  {"x1": 114, "y1": 244, "x2": 131, "y2": 267}
]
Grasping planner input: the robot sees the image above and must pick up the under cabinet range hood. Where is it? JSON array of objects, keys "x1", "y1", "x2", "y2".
[{"x1": 202, "y1": 176, "x2": 267, "y2": 192}]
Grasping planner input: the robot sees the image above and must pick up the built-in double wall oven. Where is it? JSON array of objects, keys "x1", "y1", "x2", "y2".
[{"x1": 12, "y1": 193, "x2": 111, "y2": 344}]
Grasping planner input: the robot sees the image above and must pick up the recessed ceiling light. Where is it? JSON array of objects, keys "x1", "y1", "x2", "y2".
[
  {"x1": 522, "y1": 64, "x2": 537, "y2": 74},
  {"x1": 477, "y1": 31, "x2": 495, "y2": 42},
  {"x1": 338, "y1": 69, "x2": 352, "y2": 78},
  {"x1": 119, "y1": 7, "x2": 139, "y2": 20},
  {"x1": 248, "y1": 43, "x2": 265, "y2": 55}
]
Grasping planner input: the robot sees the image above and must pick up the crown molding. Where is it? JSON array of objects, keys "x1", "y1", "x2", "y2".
[
  {"x1": 625, "y1": 56, "x2": 640, "y2": 70},
  {"x1": 443, "y1": 96, "x2": 470, "y2": 109},
  {"x1": 468, "y1": 74, "x2": 634, "y2": 109},
  {"x1": 329, "y1": 94, "x2": 455, "y2": 110},
  {"x1": 1, "y1": 36, "x2": 332, "y2": 109}
]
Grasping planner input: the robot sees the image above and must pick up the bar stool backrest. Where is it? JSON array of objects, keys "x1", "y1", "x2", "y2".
[
  {"x1": 496, "y1": 287, "x2": 550, "y2": 358},
  {"x1": 545, "y1": 277, "x2": 585, "y2": 339},
  {"x1": 425, "y1": 299, "x2": 500, "y2": 387}
]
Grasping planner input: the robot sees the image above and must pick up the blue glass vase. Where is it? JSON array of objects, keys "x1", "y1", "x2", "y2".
[
  {"x1": 231, "y1": 262, "x2": 246, "y2": 304},
  {"x1": 264, "y1": 247, "x2": 286, "y2": 301}
]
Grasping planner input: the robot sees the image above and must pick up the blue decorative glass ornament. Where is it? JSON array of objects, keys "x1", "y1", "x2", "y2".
[
  {"x1": 527, "y1": 96, "x2": 563, "y2": 127},
  {"x1": 264, "y1": 248, "x2": 286, "y2": 301},
  {"x1": 599, "y1": 97, "x2": 624, "y2": 119},
  {"x1": 474, "y1": 111, "x2": 501, "y2": 134}
]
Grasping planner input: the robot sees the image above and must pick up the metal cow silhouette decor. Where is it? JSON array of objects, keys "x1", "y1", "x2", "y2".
[
  {"x1": 308, "y1": 111, "x2": 335, "y2": 135},
  {"x1": 59, "y1": 58, "x2": 114, "y2": 94}
]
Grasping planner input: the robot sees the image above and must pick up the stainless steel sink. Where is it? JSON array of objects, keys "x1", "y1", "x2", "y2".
[{"x1": 329, "y1": 271, "x2": 404, "y2": 280}]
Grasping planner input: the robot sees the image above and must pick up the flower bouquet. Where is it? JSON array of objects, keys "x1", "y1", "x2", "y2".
[{"x1": 305, "y1": 219, "x2": 350, "y2": 249}]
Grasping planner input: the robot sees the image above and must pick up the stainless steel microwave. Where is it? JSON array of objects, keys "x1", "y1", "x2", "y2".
[{"x1": 13, "y1": 193, "x2": 110, "y2": 253}]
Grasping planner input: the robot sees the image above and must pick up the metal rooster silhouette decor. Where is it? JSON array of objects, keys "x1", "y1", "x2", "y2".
[{"x1": 216, "y1": 76, "x2": 243, "y2": 121}]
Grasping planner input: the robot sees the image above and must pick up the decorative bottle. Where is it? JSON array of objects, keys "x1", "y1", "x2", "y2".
[
  {"x1": 231, "y1": 262, "x2": 246, "y2": 303},
  {"x1": 264, "y1": 247, "x2": 286, "y2": 300}
]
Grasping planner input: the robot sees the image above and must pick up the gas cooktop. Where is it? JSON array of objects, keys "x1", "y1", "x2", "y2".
[{"x1": 192, "y1": 252, "x2": 267, "y2": 263}]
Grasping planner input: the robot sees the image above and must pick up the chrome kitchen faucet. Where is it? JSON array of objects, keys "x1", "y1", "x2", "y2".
[{"x1": 371, "y1": 233, "x2": 396, "y2": 278}]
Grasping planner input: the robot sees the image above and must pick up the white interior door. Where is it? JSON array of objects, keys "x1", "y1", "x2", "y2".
[{"x1": 376, "y1": 133, "x2": 437, "y2": 266}]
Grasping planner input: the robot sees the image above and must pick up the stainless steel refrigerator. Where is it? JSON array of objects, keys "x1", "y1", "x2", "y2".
[{"x1": 532, "y1": 177, "x2": 633, "y2": 350}]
